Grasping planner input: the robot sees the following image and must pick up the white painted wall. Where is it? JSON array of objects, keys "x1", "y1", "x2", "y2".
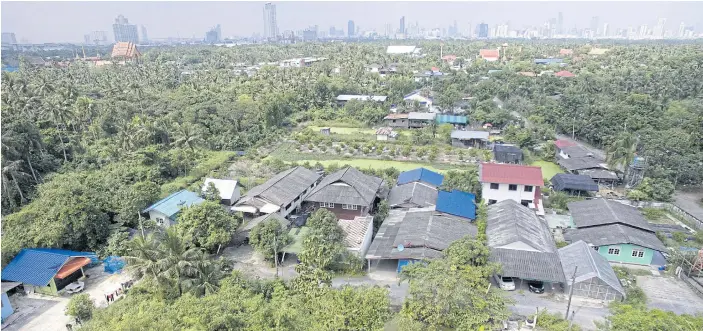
[
  {"x1": 377, "y1": 134, "x2": 388, "y2": 141},
  {"x1": 482, "y1": 182, "x2": 537, "y2": 206},
  {"x1": 148, "y1": 210, "x2": 174, "y2": 227}
]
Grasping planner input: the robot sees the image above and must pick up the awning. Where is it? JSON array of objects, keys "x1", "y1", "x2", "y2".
[{"x1": 55, "y1": 257, "x2": 91, "y2": 279}]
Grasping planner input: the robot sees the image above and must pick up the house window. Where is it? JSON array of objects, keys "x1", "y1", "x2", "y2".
[
  {"x1": 593, "y1": 246, "x2": 599, "y2": 251},
  {"x1": 488, "y1": 199, "x2": 497, "y2": 205},
  {"x1": 393, "y1": 120, "x2": 397, "y2": 123},
  {"x1": 632, "y1": 250, "x2": 645, "y2": 258},
  {"x1": 490, "y1": 183, "x2": 499, "y2": 190},
  {"x1": 524, "y1": 185, "x2": 533, "y2": 192},
  {"x1": 156, "y1": 217, "x2": 165, "y2": 226},
  {"x1": 520, "y1": 200, "x2": 532, "y2": 207},
  {"x1": 607, "y1": 247, "x2": 620, "y2": 255},
  {"x1": 319, "y1": 202, "x2": 326, "y2": 207},
  {"x1": 509, "y1": 184, "x2": 518, "y2": 191},
  {"x1": 320, "y1": 202, "x2": 335, "y2": 208},
  {"x1": 342, "y1": 204, "x2": 358, "y2": 210}
]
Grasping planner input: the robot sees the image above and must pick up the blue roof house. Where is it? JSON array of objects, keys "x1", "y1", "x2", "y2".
[
  {"x1": 1, "y1": 248, "x2": 96, "y2": 296},
  {"x1": 143, "y1": 189, "x2": 205, "y2": 227},
  {"x1": 397, "y1": 168, "x2": 444, "y2": 188},
  {"x1": 436, "y1": 189, "x2": 477, "y2": 220}
]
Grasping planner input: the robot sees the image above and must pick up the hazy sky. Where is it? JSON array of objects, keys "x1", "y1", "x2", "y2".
[{"x1": 2, "y1": 1, "x2": 702, "y2": 43}]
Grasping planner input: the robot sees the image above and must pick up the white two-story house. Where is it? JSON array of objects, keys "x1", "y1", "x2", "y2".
[{"x1": 479, "y1": 162, "x2": 545, "y2": 215}]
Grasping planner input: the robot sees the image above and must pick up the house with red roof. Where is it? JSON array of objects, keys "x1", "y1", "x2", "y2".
[
  {"x1": 479, "y1": 163, "x2": 545, "y2": 215},
  {"x1": 556, "y1": 70, "x2": 575, "y2": 78},
  {"x1": 442, "y1": 54, "x2": 457, "y2": 64},
  {"x1": 479, "y1": 49, "x2": 500, "y2": 62}
]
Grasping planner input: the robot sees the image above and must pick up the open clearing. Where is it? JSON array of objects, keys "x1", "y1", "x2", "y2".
[
  {"x1": 531, "y1": 160, "x2": 564, "y2": 180},
  {"x1": 309, "y1": 126, "x2": 411, "y2": 137},
  {"x1": 295, "y1": 159, "x2": 446, "y2": 172},
  {"x1": 637, "y1": 275, "x2": 703, "y2": 315}
]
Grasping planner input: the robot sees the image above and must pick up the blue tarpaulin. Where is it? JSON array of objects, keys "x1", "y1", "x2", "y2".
[{"x1": 103, "y1": 256, "x2": 126, "y2": 274}]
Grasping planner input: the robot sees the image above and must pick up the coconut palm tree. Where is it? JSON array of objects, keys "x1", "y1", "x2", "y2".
[{"x1": 607, "y1": 132, "x2": 638, "y2": 183}]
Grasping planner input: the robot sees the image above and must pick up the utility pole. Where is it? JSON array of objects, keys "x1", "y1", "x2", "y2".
[
  {"x1": 565, "y1": 266, "x2": 578, "y2": 319},
  {"x1": 273, "y1": 233, "x2": 279, "y2": 278},
  {"x1": 572, "y1": 116, "x2": 576, "y2": 139}
]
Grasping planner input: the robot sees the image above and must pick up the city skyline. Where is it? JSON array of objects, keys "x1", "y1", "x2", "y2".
[{"x1": 2, "y1": 1, "x2": 703, "y2": 43}]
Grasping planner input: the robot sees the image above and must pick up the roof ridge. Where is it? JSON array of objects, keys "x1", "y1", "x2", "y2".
[
  {"x1": 259, "y1": 167, "x2": 298, "y2": 195},
  {"x1": 147, "y1": 189, "x2": 189, "y2": 209},
  {"x1": 584, "y1": 242, "x2": 601, "y2": 280}
]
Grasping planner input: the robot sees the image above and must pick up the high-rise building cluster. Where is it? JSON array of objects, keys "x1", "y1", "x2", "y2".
[
  {"x1": 205, "y1": 24, "x2": 222, "y2": 44},
  {"x1": 113, "y1": 14, "x2": 139, "y2": 43}
]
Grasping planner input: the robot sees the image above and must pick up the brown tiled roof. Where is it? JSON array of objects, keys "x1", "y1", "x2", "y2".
[
  {"x1": 111, "y1": 42, "x2": 141, "y2": 59},
  {"x1": 559, "y1": 49, "x2": 573, "y2": 55},
  {"x1": 375, "y1": 127, "x2": 394, "y2": 135},
  {"x1": 384, "y1": 113, "x2": 409, "y2": 120},
  {"x1": 479, "y1": 49, "x2": 500, "y2": 59}
]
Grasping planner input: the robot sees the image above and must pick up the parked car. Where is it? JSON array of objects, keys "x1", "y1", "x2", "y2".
[
  {"x1": 528, "y1": 281, "x2": 544, "y2": 294},
  {"x1": 494, "y1": 274, "x2": 516, "y2": 291}
]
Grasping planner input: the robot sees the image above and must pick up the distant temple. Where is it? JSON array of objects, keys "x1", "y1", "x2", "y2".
[{"x1": 111, "y1": 42, "x2": 141, "y2": 61}]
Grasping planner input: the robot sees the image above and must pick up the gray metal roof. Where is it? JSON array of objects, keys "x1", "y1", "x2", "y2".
[
  {"x1": 408, "y1": 112, "x2": 437, "y2": 120},
  {"x1": 486, "y1": 200, "x2": 566, "y2": 283},
  {"x1": 365, "y1": 209, "x2": 477, "y2": 260},
  {"x1": 451, "y1": 130, "x2": 490, "y2": 140},
  {"x1": 558, "y1": 240, "x2": 625, "y2": 297},
  {"x1": 551, "y1": 174, "x2": 599, "y2": 192},
  {"x1": 578, "y1": 169, "x2": 619, "y2": 180},
  {"x1": 560, "y1": 146, "x2": 595, "y2": 158},
  {"x1": 564, "y1": 224, "x2": 666, "y2": 252},
  {"x1": 387, "y1": 182, "x2": 438, "y2": 208},
  {"x1": 239, "y1": 166, "x2": 321, "y2": 207},
  {"x1": 336, "y1": 95, "x2": 388, "y2": 102},
  {"x1": 305, "y1": 167, "x2": 384, "y2": 206},
  {"x1": 557, "y1": 157, "x2": 606, "y2": 171},
  {"x1": 567, "y1": 199, "x2": 652, "y2": 231}
]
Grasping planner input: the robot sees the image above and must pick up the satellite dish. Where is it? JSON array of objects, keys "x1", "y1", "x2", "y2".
[{"x1": 397, "y1": 244, "x2": 405, "y2": 252}]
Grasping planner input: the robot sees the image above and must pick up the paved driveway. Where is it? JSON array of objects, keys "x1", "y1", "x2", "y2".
[{"x1": 637, "y1": 275, "x2": 703, "y2": 315}]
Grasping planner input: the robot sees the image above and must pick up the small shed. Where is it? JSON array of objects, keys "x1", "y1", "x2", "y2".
[
  {"x1": 451, "y1": 130, "x2": 490, "y2": 148},
  {"x1": 551, "y1": 174, "x2": 598, "y2": 195},
  {"x1": 492, "y1": 144, "x2": 523, "y2": 164},
  {"x1": 375, "y1": 127, "x2": 397, "y2": 141},
  {"x1": 435, "y1": 114, "x2": 467, "y2": 126},
  {"x1": 320, "y1": 127, "x2": 331, "y2": 135},
  {"x1": 383, "y1": 113, "x2": 409, "y2": 128},
  {"x1": 202, "y1": 178, "x2": 241, "y2": 205},
  {"x1": 143, "y1": 190, "x2": 205, "y2": 227},
  {"x1": 408, "y1": 112, "x2": 436, "y2": 128},
  {"x1": 559, "y1": 240, "x2": 626, "y2": 302}
]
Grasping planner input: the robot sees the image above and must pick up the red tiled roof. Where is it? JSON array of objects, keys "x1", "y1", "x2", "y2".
[
  {"x1": 375, "y1": 127, "x2": 393, "y2": 135},
  {"x1": 480, "y1": 163, "x2": 544, "y2": 186},
  {"x1": 556, "y1": 70, "x2": 575, "y2": 77},
  {"x1": 479, "y1": 49, "x2": 500, "y2": 59},
  {"x1": 554, "y1": 139, "x2": 577, "y2": 149},
  {"x1": 559, "y1": 49, "x2": 573, "y2": 55}
]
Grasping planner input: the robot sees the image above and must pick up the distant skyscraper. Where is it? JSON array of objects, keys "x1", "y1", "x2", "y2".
[
  {"x1": 348, "y1": 20, "x2": 355, "y2": 38},
  {"x1": 385, "y1": 23, "x2": 392, "y2": 37},
  {"x1": 140, "y1": 25, "x2": 148, "y2": 43},
  {"x1": 205, "y1": 24, "x2": 221, "y2": 43},
  {"x1": 478, "y1": 23, "x2": 489, "y2": 38},
  {"x1": 639, "y1": 24, "x2": 648, "y2": 38},
  {"x1": 590, "y1": 16, "x2": 600, "y2": 36},
  {"x1": 679, "y1": 22, "x2": 685, "y2": 37},
  {"x1": 557, "y1": 12, "x2": 564, "y2": 34},
  {"x1": 1, "y1": 32, "x2": 17, "y2": 45},
  {"x1": 654, "y1": 18, "x2": 667, "y2": 38},
  {"x1": 263, "y1": 2, "x2": 278, "y2": 39},
  {"x1": 113, "y1": 15, "x2": 139, "y2": 43},
  {"x1": 84, "y1": 31, "x2": 107, "y2": 45},
  {"x1": 399, "y1": 16, "x2": 405, "y2": 34},
  {"x1": 602, "y1": 23, "x2": 609, "y2": 37}
]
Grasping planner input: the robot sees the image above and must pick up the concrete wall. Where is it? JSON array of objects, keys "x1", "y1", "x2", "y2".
[
  {"x1": 597, "y1": 244, "x2": 654, "y2": 265},
  {"x1": 385, "y1": 119, "x2": 409, "y2": 128},
  {"x1": 482, "y1": 182, "x2": 537, "y2": 206},
  {"x1": 1, "y1": 293, "x2": 14, "y2": 321},
  {"x1": 148, "y1": 210, "x2": 175, "y2": 227}
]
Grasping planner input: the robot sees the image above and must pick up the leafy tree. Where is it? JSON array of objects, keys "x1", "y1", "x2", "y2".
[
  {"x1": 66, "y1": 293, "x2": 95, "y2": 321},
  {"x1": 440, "y1": 169, "x2": 482, "y2": 199},
  {"x1": 202, "y1": 182, "x2": 221, "y2": 201},
  {"x1": 299, "y1": 209, "x2": 345, "y2": 270},
  {"x1": 176, "y1": 201, "x2": 240, "y2": 252},
  {"x1": 249, "y1": 218, "x2": 292, "y2": 265},
  {"x1": 599, "y1": 304, "x2": 703, "y2": 331}
]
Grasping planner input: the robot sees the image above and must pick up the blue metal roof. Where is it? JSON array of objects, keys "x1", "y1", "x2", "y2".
[
  {"x1": 436, "y1": 115, "x2": 467, "y2": 125},
  {"x1": 143, "y1": 189, "x2": 205, "y2": 220},
  {"x1": 436, "y1": 189, "x2": 477, "y2": 220},
  {"x1": 534, "y1": 58, "x2": 564, "y2": 64},
  {"x1": 1, "y1": 248, "x2": 96, "y2": 286},
  {"x1": 397, "y1": 168, "x2": 444, "y2": 187}
]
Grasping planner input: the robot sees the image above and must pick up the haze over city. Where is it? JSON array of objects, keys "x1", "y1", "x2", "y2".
[{"x1": 2, "y1": 1, "x2": 703, "y2": 43}]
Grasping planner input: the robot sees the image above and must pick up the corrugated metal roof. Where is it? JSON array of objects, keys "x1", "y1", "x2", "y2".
[
  {"x1": 1, "y1": 248, "x2": 96, "y2": 286},
  {"x1": 397, "y1": 168, "x2": 444, "y2": 187},
  {"x1": 305, "y1": 167, "x2": 383, "y2": 206},
  {"x1": 551, "y1": 174, "x2": 599, "y2": 192},
  {"x1": 557, "y1": 157, "x2": 606, "y2": 171},
  {"x1": 338, "y1": 216, "x2": 373, "y2": 250},
  {"x1": 451, "y1": 130, "x2": 489, "y2": 140},
  {"x1": 143, "y1": 190, "x2": 205, "y2": 220},
  {"x1": 436, "y1": 190, "x2": 476, "y2": 220},
  {"x1": 408, "y1": 112, "x2": 436, "y2": 120},
  {"x1": 436, "y1": 114, "x2": 467, "y2": 124},
  {"x1": 565, "y1": 224, "x2": 666, "y2": 252},
  {"x1": 239, "y1": 167, "x2": 321, "y2": 208},
  {"x1": 567, "y1": 199, "x2": 652, "y2": 231},
  {"x1": 479, "y1": 162, "x2": 543, "y2": 186},
  {"x1": 387, "y1": 182, "x2": 439, "y2": 208},
  {"x1": 558, "y1": 240, "x2": 625, "y2": 297},
  {"x1": 486, "y1": 200, "x2": 565, "y2": 282},
  {"x1": 336, "y1": 95, "x2": 388, "y2": 102}
]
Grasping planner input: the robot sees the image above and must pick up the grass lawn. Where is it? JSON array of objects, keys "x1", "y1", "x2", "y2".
[
  {"x1": 309, "y1": 126, "x2": 411, "y2": 137},
  {"x1": 531, "y1": 160, "x2": 564, "y2": 180},
  {"x1": 294, "y1": 159, "x2": 447, "y2": 173}
]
